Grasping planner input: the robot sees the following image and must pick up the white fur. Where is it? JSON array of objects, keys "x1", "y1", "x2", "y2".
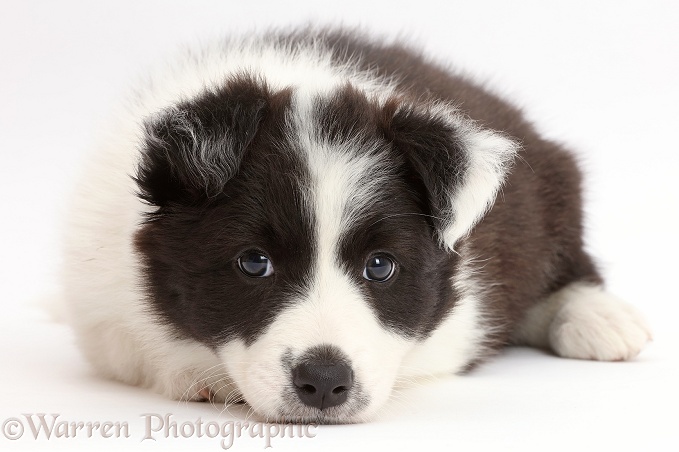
[
  {"x1": 512, "y1": 283, "x2": 652, "y2": 361},
  {"x1": 442, "y1": 116, "x2": 519, "y2": 250},
  {"x1": 130, "y1": 36, "x2": 397, "y2": 127},
  {"x1": 398, "y1": 242, "x2": 490, "y2": 379}
]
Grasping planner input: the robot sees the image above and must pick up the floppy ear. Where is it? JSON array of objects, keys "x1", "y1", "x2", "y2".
[
  {"x1": 386, "y1": 101, "x2": 519, "y2": 251},
  {"x1": 135, "y1": 79, "x2": 269, "y2": 208}
]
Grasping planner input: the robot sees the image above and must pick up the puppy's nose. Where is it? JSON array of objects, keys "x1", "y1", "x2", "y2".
[{"x1": 292, "y1": 362, "x2": 353, "y2": 410}]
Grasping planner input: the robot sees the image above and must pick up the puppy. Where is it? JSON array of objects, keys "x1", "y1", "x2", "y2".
[{"x1": 62, "y1": 28, "x2": 651, "y2": 423}]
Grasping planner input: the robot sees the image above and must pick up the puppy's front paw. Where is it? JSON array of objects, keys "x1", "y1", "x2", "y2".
[{"x1": 548, "y1": 285, "x2": 652, "y2": 361}]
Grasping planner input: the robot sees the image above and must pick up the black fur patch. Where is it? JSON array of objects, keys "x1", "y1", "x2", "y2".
[
  {"x1": 134, "y1": 79, "x2": 317, "y2": 347},
  {"x1": 313, "y1": 87, "x2": 459, "y2": 338},
  {"x1": 136, "y1": 76, "x2": 271, "y2": 207},
  {"x1": 385, "y1": 101, "x2": 469, "y2": 240}
]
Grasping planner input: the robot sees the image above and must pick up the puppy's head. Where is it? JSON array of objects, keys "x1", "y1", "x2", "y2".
[{"x1": 134, "y1": 76, "x2": 516, "y2": 423}]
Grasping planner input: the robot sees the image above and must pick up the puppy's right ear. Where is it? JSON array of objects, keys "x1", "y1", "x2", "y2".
[
  {"x1": 385, "y1": 100, "x2": 519, "y2": 251},
  {"x1": 135, "y1": 78, "x2": 269, "y2": 208}
]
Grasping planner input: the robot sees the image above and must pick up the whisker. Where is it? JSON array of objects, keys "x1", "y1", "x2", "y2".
[{"x1": 369, "y1": 212, "x2": 445, "y2": 228}]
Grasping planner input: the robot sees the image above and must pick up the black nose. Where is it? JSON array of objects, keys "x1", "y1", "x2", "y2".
[{"x1": 292, "y1": 362, "x2": 354, "y2": 410}]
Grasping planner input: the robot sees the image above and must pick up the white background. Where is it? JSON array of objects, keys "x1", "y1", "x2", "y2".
[{"x1": 1, "y1": 0, "x2": 677, "y2": 450}]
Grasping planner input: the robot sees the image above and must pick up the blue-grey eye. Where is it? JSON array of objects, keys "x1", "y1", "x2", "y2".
[
  {"x1": 363, "y1": 255, "x2": 395, "y2": 282},
  {"x1": 238, "y1": 252, "x2": 274, "y2": 277}
]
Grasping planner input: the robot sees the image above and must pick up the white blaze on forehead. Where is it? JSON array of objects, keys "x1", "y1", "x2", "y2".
[{"x1": 291, "y1": 89, "x2": 396, "y2": 263}]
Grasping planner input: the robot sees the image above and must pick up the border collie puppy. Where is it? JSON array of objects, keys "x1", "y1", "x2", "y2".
[{"x1": 62, "y1": 28, "x2": 651, "y2": 424}]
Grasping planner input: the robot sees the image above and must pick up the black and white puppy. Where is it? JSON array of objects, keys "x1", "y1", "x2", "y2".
[{"x1": 63, "y1": 28, "x2": 651, "y2": 424}]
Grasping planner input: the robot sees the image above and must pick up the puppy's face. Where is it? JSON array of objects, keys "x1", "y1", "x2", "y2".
[{"x1": 135, "y1": 77, "x2": 515, "y2": 422}]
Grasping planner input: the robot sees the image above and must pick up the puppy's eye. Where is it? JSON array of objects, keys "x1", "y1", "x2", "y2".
[
  {"x1": 238, "y1": 252, "x2": 274, "y2": 277},
  {"x1": 363, "y1": 255, "x2": 395, "y2": 282}
]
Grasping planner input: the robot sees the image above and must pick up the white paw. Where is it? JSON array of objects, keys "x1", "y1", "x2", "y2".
[{"x1": 548, "y1": 285, "x2": 652, "y2": 361}]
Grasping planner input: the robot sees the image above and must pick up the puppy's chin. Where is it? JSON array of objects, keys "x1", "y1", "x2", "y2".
[
  {"x1": 207, "y1": 378, "x2": 386, "y2": 424},
  {"x1": 243, "y1": 391, "x2": 391, "y2": 425}
]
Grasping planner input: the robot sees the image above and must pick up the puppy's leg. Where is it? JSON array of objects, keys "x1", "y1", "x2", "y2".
[{"x1": 511, "y1": 283, "x2": 652, "y2": 361}]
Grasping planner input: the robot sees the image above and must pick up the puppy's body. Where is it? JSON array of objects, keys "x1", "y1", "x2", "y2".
[{"x1": 63, "y1": 29, "x2": 650, "y2": 423}]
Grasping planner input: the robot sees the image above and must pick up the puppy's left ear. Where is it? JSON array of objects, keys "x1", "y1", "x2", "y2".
[{"x1": 385, "y1": 101, "x2": 519, "y2": 251}]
